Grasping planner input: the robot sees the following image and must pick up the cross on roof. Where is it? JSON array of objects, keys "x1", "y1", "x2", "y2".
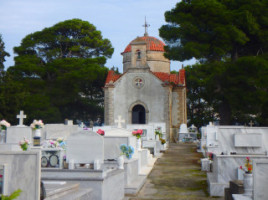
[
  {"x1": 115, "y1": 115, "x2": 125, "y2": 128},
  {"x1": 143, "y1": 17, "x2": 150, "y2": 36},
  {"x1": 249, "y1": 120, "x2": 254, "y2": 127},
  {"x1": 16, "y1": 110, "x2": 26, "y2": 126}
]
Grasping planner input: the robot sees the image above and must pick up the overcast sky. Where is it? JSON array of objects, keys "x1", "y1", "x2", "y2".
[{"x1": 0, "y1": 0, "x2": 194, "y2": 72}]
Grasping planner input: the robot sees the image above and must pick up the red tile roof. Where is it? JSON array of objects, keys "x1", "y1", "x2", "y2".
[
  {"x1": 152, "y1": 69, "x2": 185, "y2": 85},
  {"x1": 105, "y1": 69, "x2": 185, "y2": 86},
  {"x1": 122, "y1": 36, "x2": 165, "y2": 54},
  {"x1": 105, "y1": 70, "x2": 121, "y2": 85}
]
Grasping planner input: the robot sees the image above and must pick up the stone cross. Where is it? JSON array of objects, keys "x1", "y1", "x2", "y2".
[
  {"x1": 16, "y1": 110, "x2": 26, "y2": 126},
  {"x1": 249, "y1": 120, "x2": 254, "y2": 127},
  {"x1": 115, "y1": 115, "x2": 125, "y2": 128}
]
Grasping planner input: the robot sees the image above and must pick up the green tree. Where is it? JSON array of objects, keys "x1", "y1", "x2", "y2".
[
  {"x1": 185, "y1": 64, "x2": 217, "y2": 130},
  {"x1": 0, "y1": 71, "x2": 27, "y2": 124},
  {"x1": 160, "y1": 0, "x2": 268, "y2": 125},
  {"x1": 8, "y1": 19, "x2": 113, "y2": 123},
  {"x1": 0, "y1": 34, "x2": 10, "y2": 71},
  {"x1": 159, "y1": 0, "x2": 267, "y2": 62}
]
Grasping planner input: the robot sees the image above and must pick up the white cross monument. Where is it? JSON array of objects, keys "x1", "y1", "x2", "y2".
[
  {"x1": 16, "y1": 110, "x2": 27, "y2": 127},
  {"x1": 115, "y1": 115, "x2": 125, "y2": 128}
]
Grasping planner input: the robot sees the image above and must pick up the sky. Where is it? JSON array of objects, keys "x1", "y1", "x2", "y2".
[{"x1": 0, "y1": 0, "x2": 195, "y2": 72}]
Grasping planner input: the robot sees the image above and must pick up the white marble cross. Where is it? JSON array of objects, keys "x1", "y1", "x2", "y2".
[
  {"x1": 249, "y1": 120, "x2": 254, "y2": 127},
  {"x1": 16, "y1": 110, "x2": 27, "y2": 126},
  {"x1": 115, "y1": 115, "x2": 125, "y2": 128}
]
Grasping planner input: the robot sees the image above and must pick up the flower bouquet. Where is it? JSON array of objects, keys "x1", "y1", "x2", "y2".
[
  {"x1": 132, "y1": 129, "x2": 143, "y2": 139},
  {"x1": 240, "y1": 157, "x2": 253, "y2": 173},
  {"x1": 57, "y1": 137, "x2": 66, "y2": 149},
  {"x1": 97, "y1": 129, "x2": 105, "y2": 136},
  {"x1": 0, "y1": 120, "x2": 10, "y2": 131},
  {"x1": 120, "y1": 144, "x2": 134, "y2": 159},
  {"x1": 19, "y1": 138, "x2": 30, "y2": 151},
  {"x1": 155, "y1": 129, "x2": 162, "y2": 137},
  {"x1": 30, "y1": 120, "x2": 44, "y2": 130},
  {"x1": 48, "y1": 140, "x2": 59, "y2": 148}
]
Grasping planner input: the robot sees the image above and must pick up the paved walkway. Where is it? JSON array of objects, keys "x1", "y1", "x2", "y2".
[{"x1": 129, "y1": 143, "x2": 223, "y2": 200}]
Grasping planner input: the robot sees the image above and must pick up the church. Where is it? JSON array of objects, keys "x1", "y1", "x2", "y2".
[{"x1": 103, "y1": 27, "x2": 187, "y2": 142}]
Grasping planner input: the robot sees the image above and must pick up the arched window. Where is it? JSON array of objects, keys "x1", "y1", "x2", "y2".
[
  {"x1": 136, "y1": 50, "x2": 141, "y2": 59},
  {"x1": 132, "y1": 104, "x2": 146, "y2": 124}
]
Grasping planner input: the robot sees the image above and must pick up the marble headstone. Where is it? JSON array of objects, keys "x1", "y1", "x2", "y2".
[
  {"x1": 126, "y1": 124, "x2": 154, "y2": 140},
  {"x1": 234, "y1": 133, "x2": 262, "y2": 147},
  {"x1": 44, "y1": 124, "x2": 78, "y2": 140},
  {"x1": 66, "y1": 130, "x2": 104, "y2": 164},
  {"x1": 104, "y1": 128, "x2": 136, "y2": 160},
  {"x1": 253, "y1": 159, "x2": 268, "y2": 200},
  {"x1": 5, "y1": 126, "x2": 32, "y2": 144},
  {"x1": 0, "y1": 151, "x2": 41, "y2": 200}
]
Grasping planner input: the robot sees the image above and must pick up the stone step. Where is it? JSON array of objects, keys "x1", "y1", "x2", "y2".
[
  {"x1": 125, "y1": 175, "x2": 147, "y2": 195},
  {"x1": 44, "y1": 182, "x2": 80, "y2": 200},
  {"x1": 51, "y1": 188, "x2": 93, "y2": 200}
]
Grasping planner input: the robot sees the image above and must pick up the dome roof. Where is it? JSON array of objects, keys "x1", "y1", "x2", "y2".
[{"x1": 122, "y1": 36, "x2": 165, "y2": 53}]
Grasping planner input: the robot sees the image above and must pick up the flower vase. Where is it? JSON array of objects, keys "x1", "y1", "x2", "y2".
[
  {"x1": 156, "y1": 134, "x2": 159, "y2": 141},
  {"x1": 34, "y1": 129, "x2": 42, "y2": 137},
  {"x1": 117, "y1": 155, "x2": 124, "y2": 169},
  {"x1": 136, "y1": 138, "x2": 141, "y2": 151},
  {"x1": 243, "y1": 173, "x2": 253, "y2": 197}
]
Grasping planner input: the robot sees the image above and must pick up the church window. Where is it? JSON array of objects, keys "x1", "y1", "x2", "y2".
[
  {"x1": 132, "y1": 105, "x2": 146, "y2": 124},
  {"x1": 136, "y1": 50, "x2": 141, "y2": 59},
  {"x1": 133, "y1": 77, "x2": 145, "y2": 89}
]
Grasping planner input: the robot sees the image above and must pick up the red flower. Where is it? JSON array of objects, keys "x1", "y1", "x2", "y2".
[
  {"x1": 97, "y1": 129, "x2": 105, "y2": 136},
  {"x1": 240, "y1": 166, "x2": 243, "y2": 169},
  {"x1": 246, "y1": 157, "x2": 250, "y2": 160},
  {"x1": 132, "y1": 131, "x2": 137, "y2": 135}
]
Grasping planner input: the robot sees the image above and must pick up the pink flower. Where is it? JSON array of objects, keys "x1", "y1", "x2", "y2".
[
  {"x1": 240, "y1": 166, "x2": 243, "y2": 169},
  {"x1": 246, "y1": 157, "x2": 250, "y2": 160},
  {"x1": 137, "y1": 129, "x2": 143, "y2": 134},
  {"x1": 132, "y1": 131, "x2": 137, "y2": 135},
  {"x1": 97, "y1": 129, "x2": 105, "y2": 135}
]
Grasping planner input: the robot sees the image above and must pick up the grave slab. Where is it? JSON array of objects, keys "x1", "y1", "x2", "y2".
[
  {"x1": 5, "y1": 126, "x2": 32, "y2": 144},
  {"x1": 253, "y1": 159, "x2": 268, "y2": 200},
  {"x1": 66, "y1": 130, "x2": 104, "y2": 164},
  {"x1": 0, "y1": 151, "x2": 41, "y2": 200},
  {"x1": 44, "y1": 124, "x2": 78, "y2": 140}
]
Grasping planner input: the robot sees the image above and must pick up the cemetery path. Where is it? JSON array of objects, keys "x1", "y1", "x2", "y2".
[{"x1": 128, "y1": 143, "x2": 223, "y2": 200}]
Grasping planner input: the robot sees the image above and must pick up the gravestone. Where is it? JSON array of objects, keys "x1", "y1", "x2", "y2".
[
  {"x1": 0, "y1": 151, "x2": 41, "y2": 200},
  {"x1": 234, "y1": 133, "x2": 262, "y2": 147},
  {"x1": 127, "y1": 124, "x2": 154, "y2": 140},
  {"x1": 104, "y1": 128, "x2": 135, "y2": 160},
  {"x1": 66, "y1": 130, "x2": 104, "y2": 165},
  {"x1": 5, "y1": 126, "x2": 32, "y2": 145},
  {"x1": 253, "y1": 159, "x2": 268, "y2": 200},
  {"x1": 44, "y1": 124, "x2": 78, "y2": 140}
]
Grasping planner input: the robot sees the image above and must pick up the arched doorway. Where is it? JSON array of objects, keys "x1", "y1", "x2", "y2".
[{"x1": 132, "y1": 105, "x2": 146, "y2": 124}]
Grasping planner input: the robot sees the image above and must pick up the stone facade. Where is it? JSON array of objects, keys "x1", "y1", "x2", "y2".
[{"x1": 104, "y1": 34, "x2": 187, "y2": 142}]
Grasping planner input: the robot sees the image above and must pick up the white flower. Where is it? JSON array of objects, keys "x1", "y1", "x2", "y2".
[
  {"x1": 0, "y1": 120, "x2": 11, "y2": 127},
  {"x1": 30, "y1": 119, "x2": 44, "y2": 129}
]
